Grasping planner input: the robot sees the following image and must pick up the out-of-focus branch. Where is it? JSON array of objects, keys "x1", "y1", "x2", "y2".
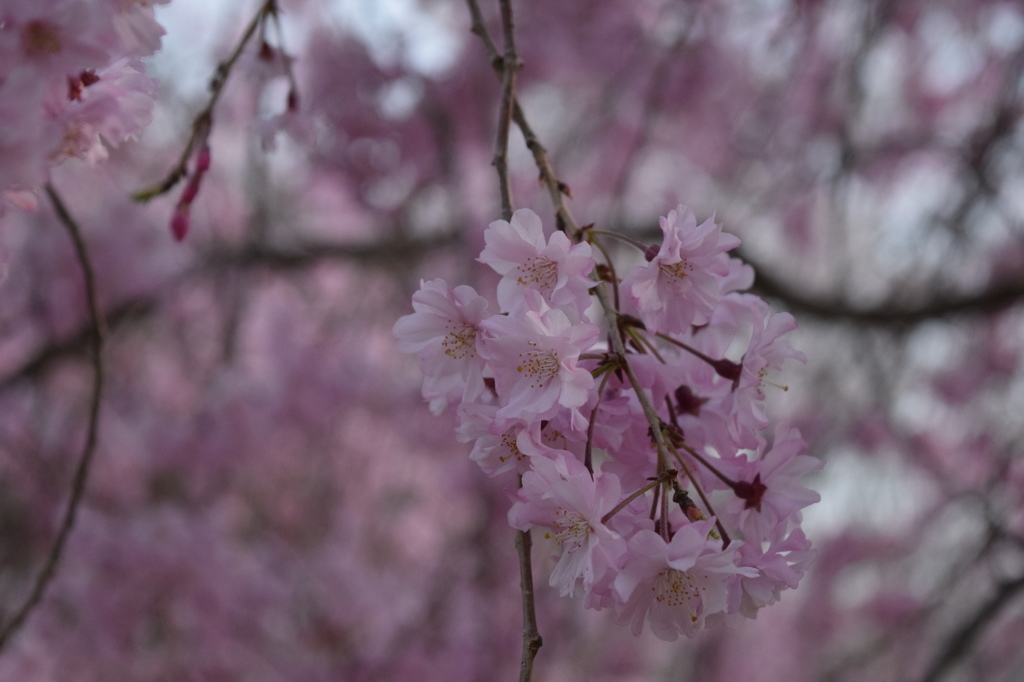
[
  {"x1": 0, "y1": 299, "x2": 151, "y2": 392},
  {"x1": 0, "y1": 233, "x2": 457, "y2": 392},
  {"x1": 622, "y1": 226, "x2": 1024, "y2": 323},
  {"x1": 205, "y1": 232, "x2": 461, "y2": 271},
  {"x1": 919, "y1": 572, "x2": 1024, "y2": 682},
  {"x1": 746, "y1": 254, "x2": 1024, "y2": 324},
  {"x1": 0, "y1": 184, "x2": 106, "y2": 652}
]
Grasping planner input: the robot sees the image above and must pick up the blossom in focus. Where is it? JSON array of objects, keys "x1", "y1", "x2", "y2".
[
  {"x1": 614, "y1": 521, "x2": 757, "y2": 640},
  {"x1": 397, "y1": 201, "x2": 818, "y2": 641},
  {"x1": 393, "y1": 278, "x2": 492, "y2": 413},
  {"x1": 622, "y1": 206, "x2": 740, "y2": 334},
  {"x1": 508, "y1": 450, "x2": 626, "y2": 597},
  {"x1": 726, "y1": 425, "x2": 823, "y2": 542},
  {"x1": 479, "y1": 289, "x2": 598, "y2": 431},
  {"x1": 478, "y1": 207, "x2": 596, "y2": 322}
]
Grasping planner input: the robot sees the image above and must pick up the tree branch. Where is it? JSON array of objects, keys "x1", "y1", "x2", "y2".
[
  {"x1": 745, "y1": 251, "x2": 1024, "y2": 324},
  {"x1": 919, "y1": 573, "x2": 1024, "y2": 682},
  {"x1": 515, "y1": 528, "x2": 542, "y2": 682},
  {"x1": 1, "y1": 231, "x2": 457, "y2": 392},
  {"x1": 467, "y1": 1, "x2": 541, "y2": 677},
  {"x1": 0, "y1": 184, "x2": 106, "y2": 652},
  {"x1": 494, "y1": 0, "x2": 520, "y2": 222},
  {"x1": 133, "y1": 0, "x2": 279, "y2": 201},
  {"x1": 0, "y1": 299, "x2": 150, "y2": 391},
  {"x1": 621, "y1": 226, "x2": 1024, "y2": 324}
]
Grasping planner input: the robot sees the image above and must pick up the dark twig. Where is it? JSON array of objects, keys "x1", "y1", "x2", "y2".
[
  {"x1": 467, "y1": 0, "x2": 578, "y2": 239},
  {"x1": 133, "y1": 0, "x2": 278, "y2": 201},
  {"x1": 919, "y1": 573, "x2": 1024, "y2": 682},
  {"x1": 466, "y1": 0, "x2": 686, "y2": 620},
  {"x1": 468, "y1": 1, "x2": 540, "y2": 677},
  {"x1": 0, "y1": 184, "x2": 106, "y2": 652},
  {"x1": 0, "y1": 299, "x2": 150, "y2": 391},
  {"x1": 515, "y1": 528, "x2": 543, "y2": 682},
  {"x1": 748, "y1": 262, "x2": 1024, "y2": 324},
  {"x1": 496, "y1": 3, "x2": 541, "y2": 677},
  {"x1": 494, "y1": 0, "x2": 520, "y2": 221}
]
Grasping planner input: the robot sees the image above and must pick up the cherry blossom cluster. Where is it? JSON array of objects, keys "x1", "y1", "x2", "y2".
[
  {"x1": 0, "y1": 0, "x2": 167, "y2": 207},
  {"x1": 394, "y1": 206, "x2": 820, "y2": 640}
]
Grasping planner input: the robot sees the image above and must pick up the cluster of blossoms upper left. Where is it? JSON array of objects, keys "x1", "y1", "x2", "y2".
[
  {"x1": 395, "y1": 207, "x2": 820, "y2": 640},
  {"x1": 0, "y1": 0, "x2": 167, "y2": 208}
]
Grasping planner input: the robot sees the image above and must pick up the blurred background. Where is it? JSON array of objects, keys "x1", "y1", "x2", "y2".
[{"x1": 2, "y1": 0, "x2": 1024, "y2": 679}]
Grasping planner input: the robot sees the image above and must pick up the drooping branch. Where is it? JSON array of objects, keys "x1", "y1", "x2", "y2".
[
  {"x1": 0, "y1": 184, "x2": 106, "y2": 652},
  {"x1": 514, "y1": 525, "x2": 542, "y2": 682},
  {"x1": 133, "y1": 0, "x2": 279, "y2": 201},
  {"x1": 466, "y1": 12, "x2": 680, "y2": 503},
  {"x1": 466, "y1": 0, "x2": 577, "y2": 236},
  {"x1": 468, "y1": 1, "x2": 541, "y2": 678},
  {"x1": 494, "y1": 0, "x2": 520, "y2": 222},
  {"x1": 467, "y1": 0, "x2": 687, "y2": 591}
]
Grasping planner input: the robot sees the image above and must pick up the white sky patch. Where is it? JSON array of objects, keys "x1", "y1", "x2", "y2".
[
  {"x1": 328, "y1": 0, "x2": 463, "y2": 76},
  {"x1": 921, "y1": 10, "x2": 985, "y2": 95},
  {"x1": 802, "y1": 445, "x2": 938, "y2": 541},
  {"x1": 378, "y1": 77, "x2": 424, "y2": 120},
  {"x1": 984, "y1": 4, "x2": 1024, "y2": 53}
]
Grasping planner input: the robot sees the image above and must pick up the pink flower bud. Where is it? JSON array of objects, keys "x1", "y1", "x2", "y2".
[
  {"x1": 171, "y1": 206, "x2": 190, "y2": 241},
  {"x1": 180, "y1": 175, "x2": 201, "y2": 204},
  {"x1": 195, "y1": 145, "x2": 211, "y2": 173}
]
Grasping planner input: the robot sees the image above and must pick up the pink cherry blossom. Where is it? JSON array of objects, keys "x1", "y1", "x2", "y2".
[
  {"x1": 508, "y1": 451, "x2": 626, "y2": 597},
  {"x1": 687, "y1": 293, "x2": 806, "y2": 450},
  {"x1": 622, "y1": 206, "x2": 740, "y2": 334},
  {"x1": 733, "y1": 526, "x2": 816, "y2": 619},
  {"x1": 478, "y1": 290, "x2": 598, "y2": 431},
  {"x1": 393, "y1": 278, "x2": 492, "y2": 413},
  {"x1": 613, "y1": 521, "x2": 757, "y2": 640},
  {"x1": 0, "y1": 0, "x2": 165, "y2": 195},
  {"x1": 478, "y1": 207, "x2": 596, "y2": 321},
  {"x1": 727, "y1": 425, "x2": 822, "y2": 542}
]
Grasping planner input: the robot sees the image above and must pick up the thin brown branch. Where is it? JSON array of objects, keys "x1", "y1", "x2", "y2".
[
  {"x1": 919, "y1": 573, "x2": 1024, "y2": 682},
  {"x1": 468, "y1": 2, "x2": 541, "y2": 677},
  {"x1": 133, "y1": 0, "x2": 278, "y2": 201},
  {"x1": 465, "y1": 0, "x2": 502, "y2": 66},
  {"x1": 205, "y1": 232, "x2": 461, "y2": 271},
  {"x1": 0, "y1": 184, "x2": 106, "y2": 652},
  {"x1": 515, "y1": 528, "x2": 542, "y2": 682},
  {"x1": 467, "y1": 0, "x2": 578, "y2": 238},
  {"x1": 494, "y1": 0, "x2": 520, "y2": 221}
]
